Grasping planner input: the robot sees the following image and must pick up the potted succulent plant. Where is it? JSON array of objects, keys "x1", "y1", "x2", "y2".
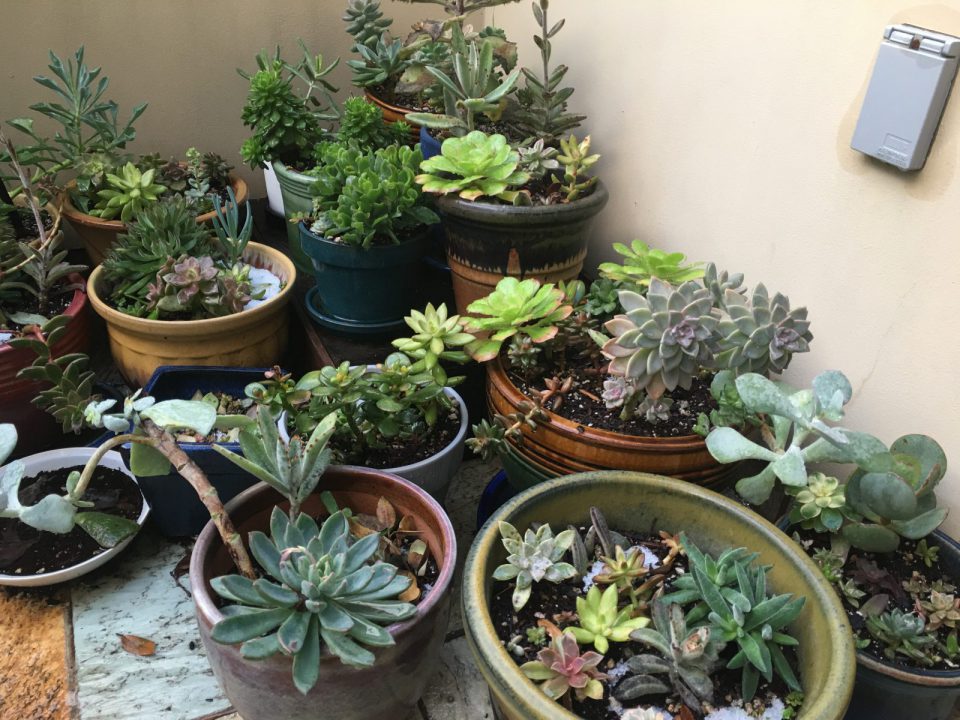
[
  {"x1": 0, "y1": 133, "x2": 91, "y2": 456},
  {"x1": 461, "y1": 248, "x2": 812, "y2": 490},
  {"x1": 249, "y1": 302, "x2": 471, "y2": 503},
  {"x1": 86, "y1": 192, "x2": 295, "y2": 386},
  {"x1": 297, "y1": 98, "x2": 438, "y2": 332},
  {"x1": 238, "y1": 43, "x2": 340, "y2": 255},
  {"x1": 4, "y1": 48, "x2": 247, "y2": 265},
  {"x1": 704, "y1": 370, "x2": 960, "y2": 720},
  {"x1": 462, "y1": 471, "x2": 857, "y2": 719}
]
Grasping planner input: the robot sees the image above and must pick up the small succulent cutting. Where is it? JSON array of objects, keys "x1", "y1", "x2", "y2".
[
  {"x1": 520, "y1": 628, "x2": 606, "y2": 709},
  {"x1": 568, "y1": 584, "x2": 650, "y2": 654},
  {"x1": 597, "y1": 240, "x2": 705, "y2": 290},
  {"x1": 493, "y1": 521, "x2": 577, "y2": 611}
]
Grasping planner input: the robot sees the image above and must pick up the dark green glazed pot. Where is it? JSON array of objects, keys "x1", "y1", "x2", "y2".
[
  {"x1": 437, "y1": 182, "x2": 608, "y2": 313},
  {"x1": 299, "y1": 222, "x2": 431, "y2": 326},
  {"x1": 499, "y1": 441, "x2": 555, "y2": 491},
  {"x1": 272, "y1": 160, "x2": 315, "y2": 274},
  {"x1": 845, "y1": 529, "x2": 960, "y2": 720},
  {"x1": 462, "y1": 471, "x2": 856, "y2": 720}
]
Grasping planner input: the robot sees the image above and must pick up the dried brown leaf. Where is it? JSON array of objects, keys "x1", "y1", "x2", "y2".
[
  {"x1": 349, "y1": 518, "x2": 379, "y2": 538},
  {"x1": 118, "y1": 634, "x2": 156, "y2": 656},
  {"x1": 397, "y1": 570, "x2": 421, "y2": 602},
  {"x1": 376, "y1": 497, "x2": 397, "y2": 529},
  {"x1": 407, "y1": 539, "x2": 428, "y2": 571}
]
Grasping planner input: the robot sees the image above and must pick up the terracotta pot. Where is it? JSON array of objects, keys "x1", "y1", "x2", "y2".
[
  {"x1": 486, "y1": 357, "x2": 736, "y2": 488},
  {"x1": 190, "y1": 466, "x2": 457, "y2": 720},
  {"x1": 437, "y1": 182, "x2": 608, "y2": 314},
  {"x1": 845, "y1": 528, "x2": 960, "y2": 720},
  {"x1": 0, "y1": 272, "x2": 91, "y2": 456},
  {"x1": 462, "y1": 471, "x2": 856, "y2": 720},
  {"x1": 87, "y1": 242, "x2": 295, "y2": 387},
  {"x1": 62, "y1": 174, "x2": 249, "y2": 265},
  {"x1": 364, "y1": 89, "x2": 422, "y2": 141}
]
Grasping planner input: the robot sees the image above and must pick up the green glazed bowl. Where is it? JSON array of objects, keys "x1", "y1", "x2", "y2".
[{"x1": 462, "y1": 471, "x2": 856, "y2": 719}]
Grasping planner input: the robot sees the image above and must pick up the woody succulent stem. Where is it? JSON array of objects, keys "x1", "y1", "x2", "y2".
[{"x1": 72, "y1": 434, "x2": 154, "y2": 499}]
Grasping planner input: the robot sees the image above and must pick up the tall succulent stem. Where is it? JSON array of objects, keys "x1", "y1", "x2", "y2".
[{"x1": 72, "y1": 433, "x2": 153, "y2": 499}]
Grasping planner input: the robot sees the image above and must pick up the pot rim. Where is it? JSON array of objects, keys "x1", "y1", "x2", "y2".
[
  {"x1": 87, "y1": 242, "x2": 296, "y2": 334},
  {"x1": 0, "y1": 271, "x2": 87, "y2": 359},
  {"x1": 190, "y1": 465, "x2": 457, "y2": 655},
  {"x1": 61, "y1": 173, "x2": 249, "y2": 228},
  {"x1": 271, "y1": 159, "x2": 316, "y2": 182},
  {"x1": 298, "y1": 220, "x2": 432, "y2": 256},
  {"x1": 487, "y1": 357, "x2": 710, "y2": 451},
  {"x1": 437, "y1": 180, "x2": 608, "y2": 223},
  {"x1": 0, "y1": 447, "x2": 149, "y2": 586},
  {"x1": 363, "y1": 88, "x2": 416, "y2": 115},
  {"x1": 462, "y1": 470, "x2": 857, "y2": 720}
]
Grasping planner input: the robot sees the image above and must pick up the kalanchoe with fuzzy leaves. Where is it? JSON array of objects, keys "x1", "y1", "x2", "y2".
[
  {"x1": 416, "y1": 131, "x2": 530, "y2": 203},
  {"x1": 602, "y1": 279, "x2": 718, "y2": 401},
  {"x1": 493, "y1": 521, "x2": 577, "y2": 611},
  {"x1": 465, "y1": 277, "x2": 573, "y2": 361},
  {"x1": 865, "y1": 609, "x2": 938, "y2": 666},
  {"x1": 568, "y1": 584, "x2": 650, "y2": 654},
  {"x1": 520, "y1": 629, "x2": 606, "y2": 705},
  {"x1": 619, "y1": 600, "x2": 723, "y2": 714},
  {"x1": 210, "y1": 507, "x2": 416, "y2": 693}
]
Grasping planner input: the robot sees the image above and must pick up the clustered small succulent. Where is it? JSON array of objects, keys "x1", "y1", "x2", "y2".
[{"x1": 492, "y1": 508, "x2": 805, "y2": 715}]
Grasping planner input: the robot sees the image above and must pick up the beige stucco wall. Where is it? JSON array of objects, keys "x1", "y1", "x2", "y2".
[
  {"x1": 0, "y1": 1, "x2": 433, "y2": 195},
  {"x1": 488, "y1": 1, "x2": 960, "y2": 532}
]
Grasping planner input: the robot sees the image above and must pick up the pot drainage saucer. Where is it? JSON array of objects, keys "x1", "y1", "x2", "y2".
[{"x1": 305, "y1": 287, "x2": 408, "y2": 335}]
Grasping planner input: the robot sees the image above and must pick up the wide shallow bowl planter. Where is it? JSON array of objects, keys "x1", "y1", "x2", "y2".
[
  {"x1": 300, "y1": 222, "x2": 431, "y2": 332},
  {"x1": 437, "y1": 181, "x2": 608, "y2": 314},
  {"x1": 486, "y1": 357, "x2": 736, "y2": 489},
  {"x1": 87, "y1": 242, "x2": 295, "y2": 387},
  {"x1": 279, "y1": 376, "x2": 469, "y2": 504},
  {"x1": 0, "y1": 271, "x2": 92, "y2": 457},
  {"x1": 365, "y1": 89, "x2": 421, "y2": 141},
  {"x1": 845, "y1": 528, "x2": 960, "y2": 720},
  {"x1": 463, "y1": 470, "x2": 856, "y2": 720},
  {"x1": 0, "y1": 447, "x2": 149, "y2": 587},
  {"x1": 108, "y1": 365, "x2": 270, "y2": 537},
  {"x1": 190, "y1": 466, "x2": 457, "y2": 720},
  {"x1": 62, "y1": 174, "x2": 249, "y2": 265},
  {"x1": 272, "y1": 160, "x2": 315, "y2": 273}
]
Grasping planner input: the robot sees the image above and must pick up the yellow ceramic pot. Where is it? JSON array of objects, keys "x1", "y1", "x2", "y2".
[
  {"x1": 62, "y1": 175, "x2": 249, "y2": 265},
  {"x1": 87, "y1": 242, "x2": 295, "y2": 387}
]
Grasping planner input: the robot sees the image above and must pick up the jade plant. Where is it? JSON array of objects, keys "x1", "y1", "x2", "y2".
[{"x1": 489, "y1": 510, "x2": 807, "y2": 715}]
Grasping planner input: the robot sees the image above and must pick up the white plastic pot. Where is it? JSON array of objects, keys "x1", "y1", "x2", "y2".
[
  {"x1": 0, "y1": 448, "x2": 150, "y2": 587},
  {"x1": 263, "y1": 162, "x2": 285, "y2": 216},
  {"x1": 279, "y1": 377, "x2": 468, "y2": 504}
]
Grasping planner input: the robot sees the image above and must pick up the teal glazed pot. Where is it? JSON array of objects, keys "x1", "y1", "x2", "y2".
[
  {"x1": 845, "y1": 529, "x2": 960, "y2": 720},
  {"x1": 299, "y1": 222, "x2": 431, "y2": 328},
  {"x1": 462, "y1": 471, "x2": 857, "y2": 720},
  {"x1": 437, "y1": 181, "x2": 608, "y2": 313},
  {"x1": 190, "y1": 466, "x2": 457, "y2": 720},
  {"x1": 272, "y1": 160, "x2": 315, "y2": 274}
]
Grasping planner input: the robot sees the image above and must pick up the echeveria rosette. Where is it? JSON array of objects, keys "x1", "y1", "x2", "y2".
[
  {"x1": 210, "y1": 508, "x2": 416, "y2": 694},
  {"x1": 602, "y1": 279, "x2": 719, "y2": 401},
  {"x1": 597, "y1": 240, "x2": 705, "y2": 290},
  {"x1": 493, "y1": 521, "x2": 577, "y2": 611},
  {"x1": 466, "y1": 278, "x2": 573, "y2": 362},
  {"x1": 786, "y1": 472, "x2": 851, "y2": 534},
  {"x1": 520, "y1": 631, "x2": 607, "y2": 703},
  {"x1": 568, "y1": 584, "x2": 650, "y2": 654},
  {"x1": 416, "y1": 131, "x2": 530, "y2": 202}
]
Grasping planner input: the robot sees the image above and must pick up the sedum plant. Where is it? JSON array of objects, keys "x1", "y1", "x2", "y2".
[
  {"x1": 336, "y1": 96, "x2": 410, "y2": 151},
  {"x1": 568, "y1": 583, "x2": 650, "y2": 654},
  {"x1": 597, "y1": 240, "x2": 705, "y2": 291},
  {"x1": 493, "y1": 521, "x2": 576, "y2": 611},
  {"x1": 210, "y1": 506, "x2": 417, "y2": 692},
  {"x1": 391, "y1": 302, "x2": 475, "y2": 383},
  {"x1": 88, "y1": 162, "x2": 166, "y2": 221},
  {"x1": 520, "y1": 629, "x2": 606, "y2": 708},
  {"x1": 464, "y1": 277, "x2": 573, "y2": 361},
  {"x1": 416, "y1": 131, "x2": 530, "y2": 202},
  {"x1": 618, "y1": 600, "x2": 722, "y2": 714}
]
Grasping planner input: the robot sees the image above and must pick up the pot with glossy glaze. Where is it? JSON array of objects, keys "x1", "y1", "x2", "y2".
[
  {"x1": 437, "y1": 182, "x2": 608, "y2": 314},
  {"x1": 62, "y1": 174, "x2": 249, "y2": 265},
  {"x1": 272, "y1": 160, "x2": 315, "y2": 273},
  {"x1": 486, "y1": 356, "x2": 736, "y2": 489},
  {"x1": 0, "y1": 272, "x2": 91, "y2": 456},
  {"x1": 462, "y1": 471, "x2": 856, "y2": 720},
  {"x1": 190, "y1": 466, "x2": 456, "y2": 720},
  {"x1": 364, "y1": 89, "x2": 421, "y2": 141},
  {"x1": 87, "y1": 242, "x2": 295, "y2": 387}
]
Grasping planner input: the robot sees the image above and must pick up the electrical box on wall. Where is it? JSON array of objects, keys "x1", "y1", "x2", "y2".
[{"x1": 851, "y1": 24, "x2": 960, "y2": 171}]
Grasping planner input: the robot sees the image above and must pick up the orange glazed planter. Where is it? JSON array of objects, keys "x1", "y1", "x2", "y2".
[
  {"x1": 486, "y1": 356, "x2": 736, "y2": 489},
  {"x1": 364, "y1": 89, "x2": 421, "y2": 141},
  {"x1": 87, "y1": 242, "x2": 295, "y2": 387},
  {"x1": 62, "y1": 174, "x2": 249, "y2": 265}
]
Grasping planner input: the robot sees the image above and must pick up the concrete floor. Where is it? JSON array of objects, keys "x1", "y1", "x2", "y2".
[{"x1": 1, "y1": 459, "x2": 499, "y2": 720}]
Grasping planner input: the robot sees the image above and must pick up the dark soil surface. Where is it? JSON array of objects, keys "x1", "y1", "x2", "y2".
[
  {"x1": 332, "y1": 405, "x2": 461, "y2": 469},
  {"x1": 368, "y1": 81, "x2": 432, "y2": 113},
  {"x1": 0, "y1": 465, "x2": 142, "y2": 576},
  {"x1": 10, "y1": 207, "x2": 54, "y2": 238},
  {"x1": 0, "y1": 290, "x2": 74, "y2": 334},
  {"x1": 490, "y1": 526, "x2": 791, "y2": 719},
  {"x1": 799, "y1": 529, "x2": 959, "y2": 672},
  {"x1": 511, "y1": 358, "x2": 716, "y2": 438}
]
